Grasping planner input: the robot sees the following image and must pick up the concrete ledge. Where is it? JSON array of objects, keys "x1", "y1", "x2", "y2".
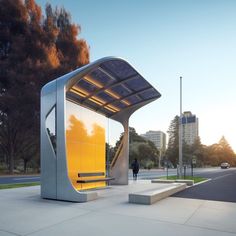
[
  {"x1": 175, "y1": 179, "x2": 194, "y2": 186},
  {"x1": 151, "y1": 179, "x2": 194, "y2": 186},
  {"x1": 129, "y1": 183, "x2": 186, "y2": 205},
  {"x1": 151, "y1": 179, "x2": 175, "y2": 183}
]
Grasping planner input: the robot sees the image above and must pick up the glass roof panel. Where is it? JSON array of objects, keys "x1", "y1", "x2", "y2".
[
  {"x1": 124, "y1": 74, "x2": 150, "y2": 92},
  {"x1": 88, "y1": 69, "x2": 112, "y2": 86},
  {"x1": 76, "y1": 79, "x2": 98, "y2": 93},
  {"x1": 67, "y1": 91, "x2": 84, "y2": 101},
  {"x1": 111, "y1": 84, "x2": 131, "y2": 97},
  {"x1": 126, "y1": 95, "x2": 141, "y2": 104},
  {"x1": 99, "y1": 107, "x2": 114, "y2": 115},
  {"x1": 66, "y1": 58, "x2": 161, "y2": 117},
  {"x1": 96, "y1": 91, "x2": 114, "y2": 103},
  {"x1": 83, "y1": 99, "x2": 100, "y2": 111},
  {"x1": 140, "y1": 88, "x2": 160, "y2": 100},
  {"x1": 113, "y1": 101, "x2": 127, "y2": 109},
  {"x1": 100, "y1": 60, "x2": 137, "y2": 80}
]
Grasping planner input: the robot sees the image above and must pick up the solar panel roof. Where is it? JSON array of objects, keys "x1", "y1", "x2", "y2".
[{"x1": 66, "y1": 58, "x2": 161, "y2": 118}]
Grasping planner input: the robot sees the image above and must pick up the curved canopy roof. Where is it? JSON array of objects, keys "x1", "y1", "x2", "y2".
[{"x1": 66, "y1": 57, "x2": 161, "y2": 119}]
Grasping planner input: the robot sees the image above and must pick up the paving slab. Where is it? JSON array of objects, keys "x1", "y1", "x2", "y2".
[
  {"x1": 0, "y1": 181, "x2": 236, "y2": 236},
  {"x1": 0, "y1": 230, "x2": 17, "y2": 236},
  {"x1": 104, "y1": 196, "x2": 205, "y2": 224},
  {"x1": 28, "y1": 211, "x2": 235, "y2": 236},
  {"x1": 186, "y1": 200, "x2": 236, "y2": 233}
]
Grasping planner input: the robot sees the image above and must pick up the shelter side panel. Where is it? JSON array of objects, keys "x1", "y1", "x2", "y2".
[{"x1": 66, "y1": 101, "x2": 106, "y2": 190}]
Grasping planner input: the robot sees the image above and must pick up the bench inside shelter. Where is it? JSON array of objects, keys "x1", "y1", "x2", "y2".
[{"x1": 77, "y1": 172, "x2": 115, "y2": 183}]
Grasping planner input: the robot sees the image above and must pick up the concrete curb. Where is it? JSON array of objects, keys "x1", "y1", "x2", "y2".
[
  {"x1": 192, "y1": 178, "x2": 211, "y2": 186},
  {"x1": 151, "y1": 179, "x2": 194, "y2": 186}
]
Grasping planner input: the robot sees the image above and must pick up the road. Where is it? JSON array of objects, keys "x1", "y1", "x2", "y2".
[
  {"x1": 132, "y1": 167, "x2": 224, "y2": 180},
  {"x1": 0, "y1": 167, "x2": 226, "y2": 184},
  {"x1": 1, "y1": 168, "x2": 236, "y2": 203},
  {"x1": 0, "y1": 167, "x2": 191, "y2": 184},
  {"x1": 0, "y1": 175, "x2": 40, "y2": 184},
  {"x1": 173, "y1": 167, "x2": 236, "y2": 202}
]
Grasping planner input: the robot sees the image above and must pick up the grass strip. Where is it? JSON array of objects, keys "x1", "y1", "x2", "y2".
[
  {"x1": 161, "y1": 175, "x2": 207, "y2": 184},
  {"x1": 0, "y1": 182, "x2": 40, "y2": 190}
]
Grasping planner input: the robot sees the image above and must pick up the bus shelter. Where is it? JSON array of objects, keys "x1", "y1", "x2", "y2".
[{"x1": 41, "y1": 57, "x2": 161, "y2": 202}]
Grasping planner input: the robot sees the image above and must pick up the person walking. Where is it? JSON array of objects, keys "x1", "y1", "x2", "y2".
[{"x1": 131, "y1": 158, "x2": 139, "y2": 180}]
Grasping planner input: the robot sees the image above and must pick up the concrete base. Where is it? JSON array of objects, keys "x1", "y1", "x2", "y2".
[
  {"x1": 57, "y1": 190, "x2": 98, "y2": 202},
  {"x1": 129, "y1": 183, "x2": 186, "y2": 205}
]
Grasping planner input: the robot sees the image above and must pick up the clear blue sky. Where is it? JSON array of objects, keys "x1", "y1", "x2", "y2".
[{"x1": 37, "y1": 0, "x2": 236, "y2": 151}]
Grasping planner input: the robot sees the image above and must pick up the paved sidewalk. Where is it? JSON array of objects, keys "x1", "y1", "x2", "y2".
[{"x1": 0, "y1": 180, "x2": 236, "y2": 236}]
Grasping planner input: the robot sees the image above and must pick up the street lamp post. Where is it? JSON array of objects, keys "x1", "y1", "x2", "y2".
[{"x1": 179, "y1": 76, "x2": 183, "y2": 178}]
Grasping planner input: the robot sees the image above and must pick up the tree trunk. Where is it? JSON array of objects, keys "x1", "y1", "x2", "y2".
[
  {"x1": 9, "y1": 151, "x2": 14, "y2": 174},
  {"x1": 24, "y1": 160, "x2": 27, "y2": 173}
]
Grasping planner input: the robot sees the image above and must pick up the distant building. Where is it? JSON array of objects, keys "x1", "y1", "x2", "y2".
[
  {"x1": 181, "y1": 111, "x2": 199, "y2": 145},
  {"x1": 141, "y1": 130, "x2": 166, "y2": 151}
]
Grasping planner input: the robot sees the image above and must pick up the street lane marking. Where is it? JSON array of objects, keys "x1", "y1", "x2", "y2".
[
  {"x1": 212, "y1": 174, "x2": 232, "y2": 180},
  {"x1": 13, "y1": 177, "x2": 40, "y2": 181},
  {"x1": 192, "y1": 178, "x2": 211, "y2": 186}
]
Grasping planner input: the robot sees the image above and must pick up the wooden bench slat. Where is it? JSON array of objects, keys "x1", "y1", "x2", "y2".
[
  {"x1": 77, "y1": 177, "x2": 115, "y2": 183},
  {"x1": 78, "y1": 172, "x2": 105, "y2": 177}
]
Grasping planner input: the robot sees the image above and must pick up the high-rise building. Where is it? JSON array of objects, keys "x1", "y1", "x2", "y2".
[
  {"x1": 181, "y1": 111, "x2": 198, "y2": 145},
  {"x1": 141, "y1": 130, "x2": 166, "y2": 151}
]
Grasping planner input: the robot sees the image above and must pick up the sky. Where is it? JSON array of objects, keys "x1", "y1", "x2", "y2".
[{"x1": 37, "y1": 0, "x2": 236, "y2": 151}]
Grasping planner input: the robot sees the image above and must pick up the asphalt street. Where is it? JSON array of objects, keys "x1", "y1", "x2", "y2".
[
  {"x1": 173, "y1": 168, "x2": 236, "y2": 202},
  {"x1": 0, "y1": 175, "x2": 40, "y2": 184},
  {"x1": 0, "y1": 167, "x2": 230, "y2": 184},
  {"x1": 1, "y1": 168, "x2": 236, "y2": 203},
  {"x1": 0, "y1": 167, "x2": 211, "y2": 184},
  {"x1": 134, "y1": 167, "x2": 224, "y2": 180}
]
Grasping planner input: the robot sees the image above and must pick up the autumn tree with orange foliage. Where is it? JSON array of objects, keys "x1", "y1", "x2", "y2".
[
  {"x1": 206, "y1": 136, "x2": 236, "y2": 167},
  {"x1": 0, "y1": 0, "x2": 90, "y2": 173}
]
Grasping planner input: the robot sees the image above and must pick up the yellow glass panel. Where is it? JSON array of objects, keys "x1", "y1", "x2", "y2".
[{"x1": 66, "y1": 101, "x2": 106, "y2": 190}]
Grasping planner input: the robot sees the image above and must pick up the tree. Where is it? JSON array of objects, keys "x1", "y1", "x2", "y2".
[
  {"x1": 0, "y1": 0, "x2": 89, "y2": 173},
  {"x1": 129, "y1": 127, "x2": 146, "y2": 143},
  {"x1": 55, "y1": 7, "x2": 89, "y2": 70},
  {"x1": 166, "y1": 115, "x2": 179, "y2": 166},
  {"x1": 106, "y1": 143, "x2": 115, "y2": 165},
  {"x1": 112, "y1": 127, "x2": 159, "y2": 169},
  {"x1": 138, "y1": 142, "x2": 159, "y2": 168},
  {"x1": 214, "y1": 136, "x2": 235, "y2": 166},
  {"x1": 207, "y1": 144, "x2": 220, "y2": 166},
  {"x1": 0, "y1": 0, "x2": 43, "y2": 173},
  {"x1": 202, "y1": 136, "x2": 236, "y2": 167},
  {"x1": 190, "y1": 136, "x2": 205, "y2": 167},
  {"x1": 129, "y1": 142, "x2": 140, "y2": 164},
  {"x1": 166, "y1": 115, "x2": 209, "y2": 167},
  {"x1": 112, "y1": 127, "x2": 146, "y2": 155}
]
